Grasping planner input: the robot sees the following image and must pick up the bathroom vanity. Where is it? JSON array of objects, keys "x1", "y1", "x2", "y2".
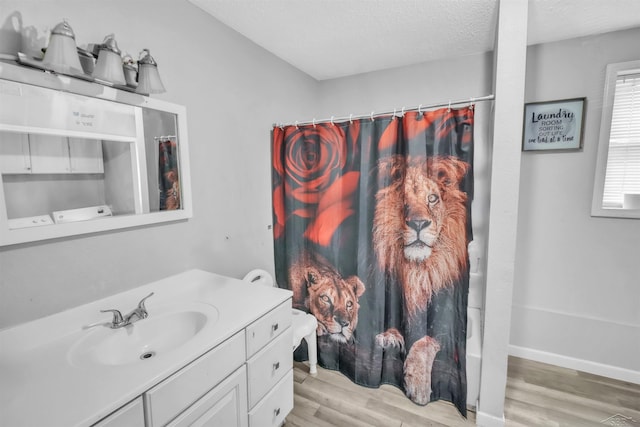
[{"x1": 0, "y1": 270, "x2": 293, "y2": 427}]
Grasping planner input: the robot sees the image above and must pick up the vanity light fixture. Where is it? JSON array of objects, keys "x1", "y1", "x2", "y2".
[
  {"x1": 42, "y1": 20, "x2": 84, "y2": 75},
  {"x1": 136, "y1": 49, "x2": 166, "y2": 94},
  {"x1": 92, "y1": 34, "x2": 126, "y2": 85},
  {"x1": 122, "y1": 55, "x2": 138, "y2": 87}
]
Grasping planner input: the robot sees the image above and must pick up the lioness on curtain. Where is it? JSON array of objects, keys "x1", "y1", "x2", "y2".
[{"x1": 271, "y1": 106, "x2": 474, "y2": 416}]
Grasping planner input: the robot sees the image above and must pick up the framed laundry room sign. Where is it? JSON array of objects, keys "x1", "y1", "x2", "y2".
[{"x1": 522, "y1": 97, "x2": 585, "y2": 152}]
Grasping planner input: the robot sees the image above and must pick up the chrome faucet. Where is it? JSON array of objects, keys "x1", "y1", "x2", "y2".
[{"x1": 101, "y1": 292, "x2": 154, "y2": 329}]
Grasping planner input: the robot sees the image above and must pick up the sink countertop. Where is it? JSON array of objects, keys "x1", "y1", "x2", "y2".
[{"x1": 0, "y1": 269, "x2": 292, "y2": 427}]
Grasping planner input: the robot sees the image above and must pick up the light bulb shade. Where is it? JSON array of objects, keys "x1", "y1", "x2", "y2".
[
  {"x1": 136, "y1": 63, "x2": 165, "y2": 94},
  {"x1": 123, "y1": 64, "x2": 138, "y2": 87},
  {"x1": 42, "y1": 33, "x2": 83, "y2": 75},
  {"x1": 77, "y1": 48, "x2": 95, "y2": 75},
  {"x1": 122, "y1": 55, "x2": 137, "y2": 87},
  {"x1": 92, "y1": 49, "x2": 126, "y2": 85}
]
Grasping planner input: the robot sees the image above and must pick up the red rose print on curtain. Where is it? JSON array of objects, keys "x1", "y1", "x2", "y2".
[{"x1": 272, "y1": 122, "x2": 360, "y2": 246}]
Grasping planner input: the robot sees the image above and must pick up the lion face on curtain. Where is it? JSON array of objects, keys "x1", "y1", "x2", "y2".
[{"x1": 373, "y1": 155, "x2": 469, "y2": 319}]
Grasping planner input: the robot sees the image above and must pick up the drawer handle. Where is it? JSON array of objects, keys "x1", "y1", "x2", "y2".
[
  {"x1": 273, "y1": 361, "x2": 280, "y2": 371},
  {"x1": 274, "y1": 407, "x2": 281, "y2": 417},
  {"x1": 272, "y1": 323, "x2": 279, "y2": 332}
]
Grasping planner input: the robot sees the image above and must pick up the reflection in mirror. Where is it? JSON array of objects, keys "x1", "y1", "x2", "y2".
[
  {"x1": 142, "y1": 108, "x2": 181, "y2": 213},
  {"x1": 1, "y1": 109, "x2": 185, "y2": 229},
  {"x1": 0, "y1": 132, "x2": 137, "y2": 228}
]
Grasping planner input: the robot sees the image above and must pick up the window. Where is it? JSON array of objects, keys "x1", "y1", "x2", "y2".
[{"x1": 592, "y1": 60, "x2": 640, "y2": 219}]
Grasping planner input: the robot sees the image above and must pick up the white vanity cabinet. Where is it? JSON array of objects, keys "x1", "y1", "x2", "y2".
[
  {"x1": 144, "y1": 331, "x2": 247, "y2": 427},
  {"x1": 92, "y1": 397, "x2": 145, "y2": 427},
  {"x1": 0, "y1": 270, "x2": 293, "y2": 427},
  {"x1": 245, "y1": 302, "x2": 294, "y2": 427},
  {"x1": 167, "y1": 367, "x2": 248, "y2": 427},
  {"x1": 140, "y1": 300, "x2": 293, "y2": 427}
]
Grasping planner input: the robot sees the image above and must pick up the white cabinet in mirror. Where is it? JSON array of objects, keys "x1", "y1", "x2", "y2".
[{"x1": 0, "y1": 61, "x2": 192, "y2": 245}]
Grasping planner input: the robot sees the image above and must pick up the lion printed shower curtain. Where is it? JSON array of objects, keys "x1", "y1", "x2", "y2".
[{"x1": 271, "y1": 107, "x2": 474, "y2": 415}]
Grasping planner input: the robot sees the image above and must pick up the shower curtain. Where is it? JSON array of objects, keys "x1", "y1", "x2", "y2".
[{"x1": 271, "y1": 106, "x2": 474, "y2": 415}]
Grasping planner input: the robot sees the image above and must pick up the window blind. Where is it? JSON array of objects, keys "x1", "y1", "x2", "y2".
[{"x1": 603, "y1": 72, "x2": 640, "y2": 208}]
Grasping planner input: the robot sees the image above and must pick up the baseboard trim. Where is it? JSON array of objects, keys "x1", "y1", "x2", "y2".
[
  {"x1": 475, "y1": 410, "x2": 505, "y2": 427},
  {"x1": 509, "y1": 344, "x2": 640, "y2": 385}
]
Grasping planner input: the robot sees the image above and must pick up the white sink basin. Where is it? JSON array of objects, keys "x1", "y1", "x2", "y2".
[{"x1": 67, "y1": 304, "x2": 219, "y2": 367}]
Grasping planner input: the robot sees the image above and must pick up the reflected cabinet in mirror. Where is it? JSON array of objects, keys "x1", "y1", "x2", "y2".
[{"x1": 0, "y1": 62, "x2": 192, "y2": 246}]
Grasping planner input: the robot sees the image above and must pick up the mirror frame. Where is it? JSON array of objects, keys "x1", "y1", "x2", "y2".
[{"x1": 0, "y1": 62, "x2": 192, "y2": 246}]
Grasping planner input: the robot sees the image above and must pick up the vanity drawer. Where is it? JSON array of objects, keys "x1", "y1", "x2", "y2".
[
  {"x1": 245, "y1": 299, "x2": 291, "y2": 358},
  {"x1": 248, "y1": 369, "x2": 293, "y2": 427},
  {"x1": 246, "y1": 327, "x2": 293, "y2": 408},
  {"x1": 144, "y1": 331, "x2": 246, "y2": 426}
]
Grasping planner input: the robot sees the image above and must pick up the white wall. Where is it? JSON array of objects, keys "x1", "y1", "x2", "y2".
[
  {"x1": 511, "y1": 27, "x2": 640, "y2": 382},
  {"x1": 0, "y1": 0, "x2": 319, "y2": 329}
]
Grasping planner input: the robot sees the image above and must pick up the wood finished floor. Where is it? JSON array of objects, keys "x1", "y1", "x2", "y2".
[{"x1": 284, "y1": 356, "x2": 640, "y2": 427}]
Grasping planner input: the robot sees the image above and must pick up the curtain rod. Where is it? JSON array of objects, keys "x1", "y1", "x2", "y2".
[{"x1": 273, "y1": 94, "x2": 494, "y2": 128}]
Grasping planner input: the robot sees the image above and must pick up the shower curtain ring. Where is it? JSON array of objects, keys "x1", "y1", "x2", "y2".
[
  {"x1": 448, "y1": 101, "x2": 451, "y2": 112},
  {"x1": 401, "y1": 106, "x2": 405, "y2": 116},
  {"x1": 331, "y1": 116, "x2": 335, "y2": 125},
  {"x1": 349, "y1": 113, "x2": 353, "y2": 124},
  {"x1": 393, "y1": 108, "x2": 397, "y2": 119},
  {"x1": 295, "y1": 120, "x2": 299, "y2": 129},
  {"x1": 370, "y1": 111, "x2": 375, "y2": 122},
  {"x1": 312, "y1": 118, "x2": 316, "y2": 128},
  {"x1": 418, "y1": 104, "x2": 423, "y2": 115}
]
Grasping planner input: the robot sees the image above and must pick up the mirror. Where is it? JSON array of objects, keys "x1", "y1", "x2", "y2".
[
  {"x1": 143, "y1": 108, "x2": 181, "y2": 213},
  {"x1": 0, "y1": 62, "x2": 192, "y2": 245}
]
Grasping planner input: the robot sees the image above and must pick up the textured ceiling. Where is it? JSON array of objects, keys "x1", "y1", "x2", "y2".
[{"x1": 189, "y1": 0, "x2": 640, "y2": 81}]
